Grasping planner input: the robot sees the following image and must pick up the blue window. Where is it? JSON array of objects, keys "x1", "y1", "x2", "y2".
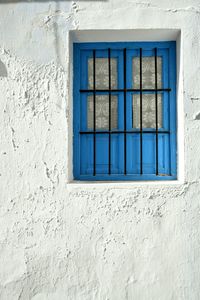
[{"x1": 73, "y1": 42, "x2": 176, "y2": 181}]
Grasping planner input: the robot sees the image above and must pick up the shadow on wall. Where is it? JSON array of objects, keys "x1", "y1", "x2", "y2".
[{"x1": 0, "y1": 60, "x2": 7, "y2": 77}]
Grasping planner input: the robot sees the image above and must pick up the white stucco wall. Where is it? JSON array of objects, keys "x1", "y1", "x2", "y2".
[{"x1": 0, "y1": 1, "x2": 200, "y2": 299}]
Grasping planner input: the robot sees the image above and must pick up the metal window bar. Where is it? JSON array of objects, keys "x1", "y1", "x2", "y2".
[
  {"x1": 123, "y1": 48, "x2": 127, "y2": 175},
  {"x1": 81, "y1": 47, "x2": 171, "y2": 176},
  {"x1": 155, "y1": 48, "x2": 159, "y2": 175},
  {"x1": 108, "y1": 48, "x2": 112, "y2": 175},
  {"x1": 93, "y1": 50, "x2": 96, "y2": 176},
  {"x1": 139, "y1": 48, "x2": 143, "y2": 175}
]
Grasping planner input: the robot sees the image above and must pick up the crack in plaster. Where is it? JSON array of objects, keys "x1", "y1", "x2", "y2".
[
  {"x1": 112, "y1": 2, "x2": 200, "y2": 16},
  {"x1": 191, "y1": 97, "x2": 200, "y2": 102},
  {"x1": 42, "y1": 1, "x2": 80, "y2": 30},
  {"x1": 164, "y1": 6, "x2": 200, "y2": 14},
  {"x1": 10, "y1": 127, "x2": 18, "y2": 151}
]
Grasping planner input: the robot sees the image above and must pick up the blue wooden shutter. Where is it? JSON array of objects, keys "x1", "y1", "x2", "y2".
[{"x1": 73, "y1": 42, "x2": 176, "y2": 181}]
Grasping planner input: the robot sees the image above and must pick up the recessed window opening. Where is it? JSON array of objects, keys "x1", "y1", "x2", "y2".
[{"x1": 73, "y1": 42, "x2": 176, "y2": 181}]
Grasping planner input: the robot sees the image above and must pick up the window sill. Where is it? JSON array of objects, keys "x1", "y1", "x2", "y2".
[{"x1": 67, "y1": 179, "x2": 184, "y2": 189}]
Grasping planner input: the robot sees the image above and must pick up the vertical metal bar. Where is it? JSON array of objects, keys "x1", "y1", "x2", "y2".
[
  {"x1": 155, "y1": 47, "x2": 159, "y2": 175},
  {"x1": 139, "y1": 48, "x2": 143, "y2": 175},
  {"x1": 93, "y1": 50, "x2": 96, "y2": 176},
  {"x1": 108, "y1": 48, "x2": 111, "y2": 175},
  {"x1": 124, "y1": 48, "x2": 127, "y2": 175}
]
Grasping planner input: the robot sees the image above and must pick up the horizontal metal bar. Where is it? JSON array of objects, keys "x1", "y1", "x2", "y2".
[
  {"x1": 80, "y1": 130, "x2": 170, "y2": 134},
  {"x1": 80, "y1": 88, "x2": 171, "y2": 93}
]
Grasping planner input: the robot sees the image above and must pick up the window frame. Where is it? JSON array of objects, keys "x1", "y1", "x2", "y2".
[{"x1": 73, "y1": 41, "x2": 177, "y2": 181}]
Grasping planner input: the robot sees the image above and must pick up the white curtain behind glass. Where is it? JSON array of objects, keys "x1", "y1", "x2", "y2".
[{"x1": 87, "y1": 56, "x2": 163, "y2": 130}]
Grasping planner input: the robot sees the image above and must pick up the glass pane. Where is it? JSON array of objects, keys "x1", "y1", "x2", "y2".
[
  {"x1": 132, "y1": 94, "x2": 162, "y2": 128},
  {"x1": 87, "y1": 95, "x2": 118, "y2": 129},
  {"x1": 88, "y1": 58, "x2": 117, "y2": 89},
  {"x1": 132, "y1": 56, "x2": 162, "y2": 89}
]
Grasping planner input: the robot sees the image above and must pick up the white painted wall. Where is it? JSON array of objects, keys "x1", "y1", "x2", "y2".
[{"x1": 0, "y1": 1, "x2": 200, "y2": 299}]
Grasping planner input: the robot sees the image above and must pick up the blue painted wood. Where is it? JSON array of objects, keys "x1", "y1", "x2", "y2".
[
  {"x1": 73, "y1": 41, "x2": 177, "y2": 180},
  {"x1": 168, "y1": 42, "x2": 177, "y2": 176},
  {"x1": 74, "y1": 174, "x2": 177, "y2": 181}
]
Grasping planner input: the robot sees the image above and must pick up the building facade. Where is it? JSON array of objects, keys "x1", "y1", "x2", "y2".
[{"x1": 0, "y1": 0, "x2": 200, "y2": 299}]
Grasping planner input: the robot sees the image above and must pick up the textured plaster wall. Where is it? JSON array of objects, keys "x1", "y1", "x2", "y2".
[{"x1": 0, "y1": 0, "x2": 200, "y2": 299}]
